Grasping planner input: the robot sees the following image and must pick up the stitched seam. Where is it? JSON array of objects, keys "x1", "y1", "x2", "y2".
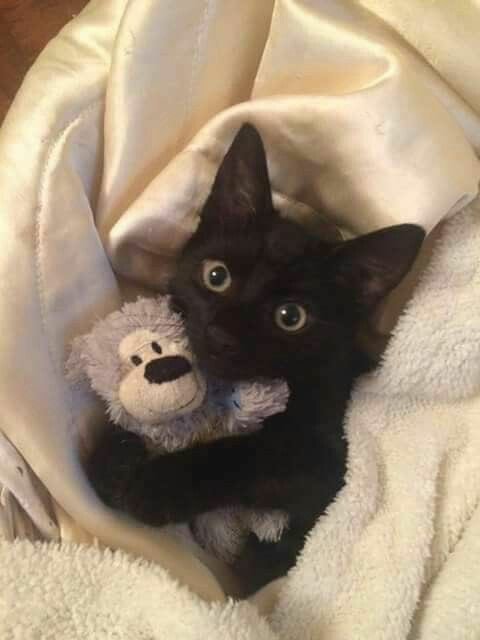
[{"x1": 34, "y1": 99, "x2": 103, "y2": 422}]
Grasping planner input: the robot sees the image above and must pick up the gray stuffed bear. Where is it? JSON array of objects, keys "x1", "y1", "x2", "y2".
[{"x1": 66, "y1": 295, "x2": 290, "y2": 562}]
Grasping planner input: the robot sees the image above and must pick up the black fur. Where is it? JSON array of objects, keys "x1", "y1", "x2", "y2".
[{"x1": 87, "y1": 124, "x2": 425, "y2": 594}]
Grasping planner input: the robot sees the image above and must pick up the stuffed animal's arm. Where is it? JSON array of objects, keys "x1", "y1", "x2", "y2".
[
  {"x1": 192, "y1": 506, "x2": 289, "y2": 564},
  {"x1": 222, "y1": 379, "x2": 290, "y2": 435}
]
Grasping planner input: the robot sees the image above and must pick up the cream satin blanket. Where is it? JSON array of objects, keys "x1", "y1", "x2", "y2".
[{"x1": 1, "y1": 0, "x2": 480, "y2": 635}]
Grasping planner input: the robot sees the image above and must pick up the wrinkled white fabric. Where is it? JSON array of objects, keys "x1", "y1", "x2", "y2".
[
  {"x1": 0, "y1": 433, "x2": 58, "y2": 542},
  {"x1": 0, "y1": 0, "x2": 480, "y2": 634}
]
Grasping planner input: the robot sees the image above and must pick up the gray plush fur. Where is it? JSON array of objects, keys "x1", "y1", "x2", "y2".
[
  {"x1": 67, "y1": 296, "x2": 290, "y2": 562},
  {"x1": 67, "y1": 296, "x2": 189, "y2": 440}
]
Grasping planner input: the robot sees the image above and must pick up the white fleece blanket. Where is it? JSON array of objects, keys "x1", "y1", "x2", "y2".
[
  {"x1": 2, "y1": 203, "x2": 480, "y2": 640},
  {"x1": 1, "y1": 1, "x2": 480, "y2": 638},
  {"x1": 0, "y1": 540, "x2": 278, "y2": 640}
]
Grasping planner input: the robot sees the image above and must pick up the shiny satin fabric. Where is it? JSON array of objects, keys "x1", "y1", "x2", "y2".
[{"x1": 0, "y1": 0, "x2": 479, "y2": 603}]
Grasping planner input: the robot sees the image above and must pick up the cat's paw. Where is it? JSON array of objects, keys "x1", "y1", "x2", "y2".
[
  {"x1": 120, "y1": 451, "x2": 195, "y2": 526},
  {"x1": 85, "y1": 425, "x2": 148, "y2": 510}
]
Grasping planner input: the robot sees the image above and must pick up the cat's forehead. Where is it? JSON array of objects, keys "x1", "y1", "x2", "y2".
[
  {"x1": 190, "y1": 218, "x2": 262, "y2": 262},
  {"x1": 265, "y1": 219, "x2": 313, "y2": 263},
  {"x1": 207, "y1": 216, "x2": 315, "y2": 264},
  {"x1": 186, "y1": 214, "x2": 333, "y2": 298},
  {"x1": 242, "y1": 244, "x2": 330, "y2": 304}
]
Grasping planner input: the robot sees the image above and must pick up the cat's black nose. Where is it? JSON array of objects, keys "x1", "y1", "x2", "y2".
[
  {"x1": 144, "y1": 356, "x2": 192, "y2": 385},
  {"x1": 206, "y1": 325, "x2": 239, "y2": 356}
]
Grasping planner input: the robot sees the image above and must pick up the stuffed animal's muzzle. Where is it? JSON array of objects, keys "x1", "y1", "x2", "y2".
[{"x1": 118, "y1": 329, "x2": 207, "y2": 424}]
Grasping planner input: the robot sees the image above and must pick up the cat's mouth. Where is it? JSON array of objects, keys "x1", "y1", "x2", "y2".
[
  {"x1": 184, "y1": 319, "x2": 276, "y2": 380},
  {"x1": 201, "y1": 350, "x2": 272, "y2": 381},
  {"x1": 205, "y1": 355, "x2": 242, "y2": 380}
]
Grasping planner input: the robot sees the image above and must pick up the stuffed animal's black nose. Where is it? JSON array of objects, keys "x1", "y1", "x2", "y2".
[
  {"x1": 144, "y1": 356, "x2": 192, "y2": 385},
  {"x1": 206, "y1": 324, "x2": 239, "y2": 356}
]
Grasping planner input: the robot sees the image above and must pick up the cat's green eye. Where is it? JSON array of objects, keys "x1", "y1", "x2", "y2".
[
  {"x1": 202, "y1": 260, "x2": 232, "y2": 293},
  {"x1": 274, "y1": 303, "x2": 308, "y2": 333}
]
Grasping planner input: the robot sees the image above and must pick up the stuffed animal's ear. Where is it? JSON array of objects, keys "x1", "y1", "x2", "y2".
[
  {"x1": 201, "y1": 123, "x2": 275, "y2": 227},
  {"x1": 327, "y1": 224, "x2": 425, "y2": 315},
  {"x1": 65, "y1": 335, "x2": 90, "y2": 385}
]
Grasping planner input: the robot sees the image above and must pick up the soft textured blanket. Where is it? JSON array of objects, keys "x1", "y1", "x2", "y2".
[
  {"x1": 0, "y1": 540, "x2": 277, "y2": 640},
  {"x1": 1, "y1": 0, "x2": 480, "y2": 638},
  {"x1": 2, "y1": 204, "x2": 480, "y2": 639}
]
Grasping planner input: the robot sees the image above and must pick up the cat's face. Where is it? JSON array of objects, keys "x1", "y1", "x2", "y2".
[{"x1": 170, "y1": 124, "x2": 424, "y2": 381}]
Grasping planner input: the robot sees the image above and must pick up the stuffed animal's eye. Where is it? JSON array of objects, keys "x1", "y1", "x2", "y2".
[
  {"x1": 131, "y1": 355, "x2": 143, "y2": 366},
  {"x1": 202, "y1": 260, "x2": 232, "y2": 293},
  {"x1": 274, "y1": 303, "x2": 308, "y2": 333},
  {"x1": 151, "y1": 341, "x2": 162, "y2": 354}
]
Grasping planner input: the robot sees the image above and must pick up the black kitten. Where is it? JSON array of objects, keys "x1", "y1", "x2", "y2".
[{"x1": 87, "y1": 124, "x2": 424, "y2": 594}]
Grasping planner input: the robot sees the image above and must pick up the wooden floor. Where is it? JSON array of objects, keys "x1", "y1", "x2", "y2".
[{"x1": 0, "y1": 0, "x2": 88, "y2": 123}]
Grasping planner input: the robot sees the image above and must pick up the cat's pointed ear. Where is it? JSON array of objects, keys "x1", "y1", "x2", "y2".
[
  {"x1": 202, "y1": 123, "x2": 274, "y2": 224},
  {"x1": 327, "y1": 224, "x2": 425, "y2": 314}
]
